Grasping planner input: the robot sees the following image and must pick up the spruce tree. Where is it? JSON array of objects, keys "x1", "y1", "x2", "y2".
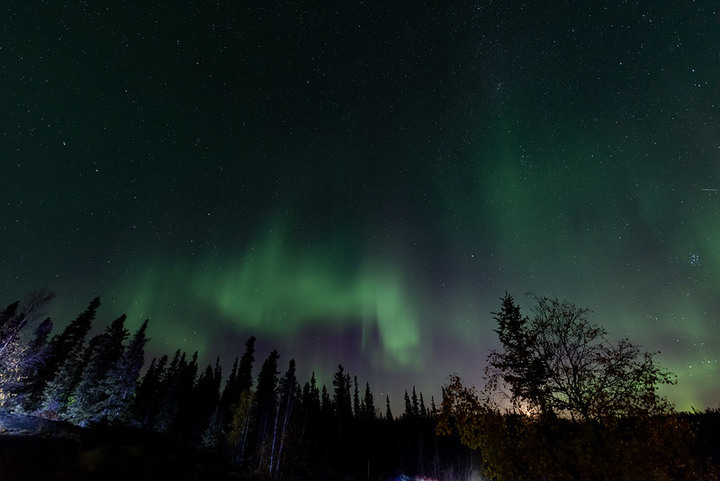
[
  {"x1": 33, "y1": 297, "x2": 100, "y2": 410},
  {"x1": 352, "y1": 375, "x2": 360, "y2": 418},
  {"x1": 274, "y1": 359, "x2": 298, "y2": 478},
  {"x1": 152, "y1": 349, "x2": 184, "y2": 432},
  {"x1": 332, "y1": 365, "x2": 352, "y2": 422},
  {"x1": 219, "y1": 356, "x2": 238, "y2": 419},
  {"x1": 49, "y1": 297, "x2": 100, "y2": 366},
  {"x1": 0, "y1": 301, "x2": 23, "y2": 408},
  {"x1": 134, "y1": 354, "x2": 167, "y2": 428},
  {"x1": 321, "y1": 385, "x2": 332, "y2": 417},
  {"x1": 220, "y1": 336, "x2": 256, "y2": 426},
  {"x1": 403, "y1": 390, "x2": 412, "y2": 419},
  {"x1": 42, "y1": 333, "x2": 99, "y2": 417},
  {"x1": 1, "y1": 291, "x2": 54, "y2": 410},
  {"x1": 191, "y1": 359, "x2": 222, "y2": 441},
  {"x1": 66, "y1": 315, "x2": 129, "y2": 425},
  {"x1": 363, "y1": 382, "x2": 375, "y2": 420},
  {"x1": 302, "y1": 371, "x2": 320, "y2": 415},
  {"x1": 173, "y1": 351, "x2": 200, "y2": 436},
  {"x1": 16, "y1": 317, "x2": 53, "y2": 409},
  {"x1": 200, "y1": 358, "x2": 224, "y2": 450},
  {"x1": 254, "y1": 349, "x2": 280, "y2": 472},
  {"x1": 97, "y1": 318, "x2": 149, "y2": 423},
  {"x1": 411, "y1": 386, "x2": 420, "y2": 417}
]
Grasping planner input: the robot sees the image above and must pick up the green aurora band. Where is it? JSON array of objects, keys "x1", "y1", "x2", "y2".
[{"x1": 116, "y1": 223, "x2": 425, "y2": 370}]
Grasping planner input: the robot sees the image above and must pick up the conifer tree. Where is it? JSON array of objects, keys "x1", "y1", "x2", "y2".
[
  {"x1": 16, "y1": 317, "x2": 53, "y2": 409},
  {"x1": 300, "y1": 372, "x2": 321, "y2": 440},
  {"x1": 134, "y1": 354, "x2": 167, "y2": 428},
  {"x1": 353, "y1": 375, "x2": 360, "y2": 418},
  {"x1": 220, "y1": 336, "x2": 256, "y2": 425},
  {"x1": 66, "y1": 314, "x2": 129, "y2": 425},
  {"x1": 403, "y1": 390, "x2": 412, "y2": 419},
  {"x1": 0, "y1": 301, "x2": 24, "y2": 408},
  {"x1": 254, "y1": 349, "x2": 280, "y2": 472},
  {"x1": 385, "y1": 395, "x2": 393, "y2": 421},
  {"x1": 191, "y1": 358, "x2": 222, "y2": 441},
  {"x1": 48, "y1": 297, "x2": 100, "y2": 366},
  {"x1": 411, "y1": 386, "x2": 420, "y2": 417},
  {"x1": 220, "y1": 356, "x2": 238, "y2": 418},
  {"x1": 302, "y1": 372, "x2": 320, "y2": 415},
  {"x1": 33, "y1": 297, "x2": 100, "y2": 411},
  {"x1": 42, "y1": 331, "x2": 99, "y2": 417},
  {"x1": 226, "y1": 389, "x2": 254, "y2": 466},
  {"x1": 332, "y1": 364, "x2": 352, "y2": 422},
  {"x1": 97, "y1": 318, "x2": 149, "y2": 423},
  {"x1": 237, "y1": 336, "x2": 256, "y2": 393},
  {"x1": 1, "y1": 291, "x2": 54, "y2": 410},
  {"x1": 274, "y1": 358, "x2": 298, "y2": 478},
  {"x1": 321, "y1": 385, "x2": 333, "y2": 418},
  {"x1": 363, "y1": 382, "x2": 375, "y2": 420},
  {"x1": 173, "y1": 351, "x2": 200, "y2": 436},
  {"x1": 152, "y1": 349, "x2": 185, "y2": 432}
]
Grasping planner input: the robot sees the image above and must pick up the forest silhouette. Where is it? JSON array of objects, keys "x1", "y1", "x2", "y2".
[{"x1": 0, "y1": 290, "x2": 717, "y2": 480}]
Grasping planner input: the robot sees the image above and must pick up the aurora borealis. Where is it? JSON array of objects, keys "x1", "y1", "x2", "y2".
[{"x1": 2, "y1": 2, "x2": 719, "y2": 411}]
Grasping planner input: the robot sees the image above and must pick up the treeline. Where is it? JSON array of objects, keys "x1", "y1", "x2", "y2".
[
  {"x1": 438, "y1": 293, "x2": 720, "y2": 480},
  {"x1": 0, "y1": 291, "x2": 471, "y2": 480},
  {"x1": 3, "y1": 290, "x2": 719, "y2": 480}
]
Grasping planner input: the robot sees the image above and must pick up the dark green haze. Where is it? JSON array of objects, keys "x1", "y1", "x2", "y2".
[{"x1": 2, "y1": 2, "x2": 719, "y2": 410}]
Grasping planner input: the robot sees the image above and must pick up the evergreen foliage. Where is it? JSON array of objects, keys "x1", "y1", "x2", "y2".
[
  {"x1": 33, "y1": 297, "x2": 100, "y2": 412},
  {"x1": 332, "y1": 364, "x2": 352, "y2": 422},
  {"x1": 0, "y1": 291, "x2": 54, "y2": 409},
  {"x1": 66, "y1": 314, "x2": 129, "y2": 425},
  {"x1": 0, "y1": 289, "x2": 716, "y2": 480},
  {"x1": 363, "y1": 382, "x2": 375, "y2": 420},
  {"x1": 134, "y1": 354, "x2": 167, "y2": 428}
]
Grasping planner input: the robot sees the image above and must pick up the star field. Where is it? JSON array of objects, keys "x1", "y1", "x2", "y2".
[{"x1": 2, "y1": 1, "x2": 719, "y2": 410}]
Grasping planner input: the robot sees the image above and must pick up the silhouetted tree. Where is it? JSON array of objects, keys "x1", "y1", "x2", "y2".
[
  {"x1": 0, "y1": 291, "x2": 54, "y2": 409},
  {"x1": 273, "y1": 358, "x2": 298, "y2": 478},
  {"x1": 47, "y1": 297, "x2": 100, "y2": 368},
  {"x1": 33, "y1": 297, "x2": 100, "y2": 411},
  {"x1": 190, "y1": 358, "x2": 222, "y2": 442},
  {"x1": 152, "y1": 349, "x2": 185, "y2": 432},
  {"x1": 99, "y1": 318, "x2": 149, "y2": 423},
  {"x1": 220, "y1": 336, "x2": 255, "y2": 426},
  {"x1": 412, "y1": 386, "x2": 420, "y2": 417},
  {"x1": 133, "y1": 354, "x2": 167, "y2": 428},
  {"x1": 488, "y1": 293, "x2": 675, "y2": 419},
  {"x1": 226, "y1": 388, "x2": 254, "y2": 466},
  {"x1": 353, "y1": 375, "x2": 361, "y2": 418},
  {"x1": 386, "y1": 395, "x2": 393, "y2": 421},
  {"x1": 0, "y1": 301, "x2": 22, "y2": 408},
  {"x1": 254, "y1": 349, "x2": 280, "y2": 472},
  {"x1": 363, "y1": 382, "x2": 375, "y2": 420},
  {"x1": 15, "y1": 317, "x2": 53, "y2": 408},
  {"x1": 66, "y1": 314, "x2": 129, "y2": 425},
  {"x1": 173, "y1": 351, "x2": 200, "y2": 436},
  {"x1": 321, "y1": 385, "x2": 333, "y2": 418},
  {"x1": 404, "y1": 390, "x2": 412, "y2": 419}
]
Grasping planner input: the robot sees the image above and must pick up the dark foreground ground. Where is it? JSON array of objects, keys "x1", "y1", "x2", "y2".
[{"x1": 0, "y1": 413, "x2": 248, "y2": 481}]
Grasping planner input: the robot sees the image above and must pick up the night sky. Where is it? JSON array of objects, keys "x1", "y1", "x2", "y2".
[{"x1": 2, "y1": 2, "x2": 719, "y2": 411}]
